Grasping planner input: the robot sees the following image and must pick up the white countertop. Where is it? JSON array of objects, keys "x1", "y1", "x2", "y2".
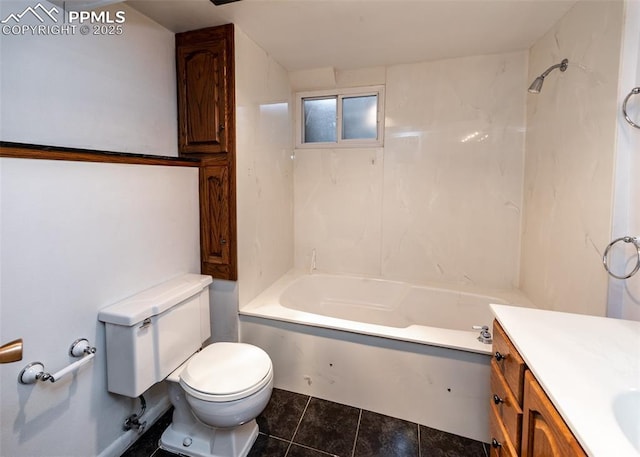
[{"x1": 491, "y1": 304, "x2": 640, "y2": 457}]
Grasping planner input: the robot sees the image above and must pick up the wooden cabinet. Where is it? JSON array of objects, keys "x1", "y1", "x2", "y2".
[
  {"x1": 490, "y1": 322, "x2": 525, "y2": 456},
  {"x1": 200, "y1": 157, "x2": 236, "y2": 280},
  {"x1": 176, "y1": 24, "x2": 235, "y2": 155},
  {"x1": 176, "y1": 24, "x2": 237, "y2": 280},
  {"x1": 522, "y1": 371, "x2": 587, "y2": 457},
  {"x1": 490, "y1": 321, "x2": 587, "y2": 457}
]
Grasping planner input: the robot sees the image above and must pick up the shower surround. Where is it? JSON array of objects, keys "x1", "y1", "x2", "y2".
[{"x1": 294, "y1": 51, "x2": 527, "y2": 290}]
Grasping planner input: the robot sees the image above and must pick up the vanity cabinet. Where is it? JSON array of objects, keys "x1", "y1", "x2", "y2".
[
  {"x1": 490, "y1": 321, "x2": 587, "y2": 457},
  {"x1": 176, "y1": 24, "x2": 237, "y2": 280}
]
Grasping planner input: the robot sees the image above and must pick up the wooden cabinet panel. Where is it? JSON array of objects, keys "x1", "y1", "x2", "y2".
[
  {"x1": 201, "y1": 164, "x2": 229, "y2": 265},
  {"x1": 522, "y1": 371, "x2": 587, "y2": 457},
  {"x1": 493, "y1": 321, "x2": 526, "y2": 404},
  {"x1": 176, "y1": 24, "x2": 235, "y2": 156},
  {"x1": 491, "y1": 359, "x2": 523, "y2": 453},
  {"x1": 490, "y1": 404, "x2": 519, "y2": 457},
  {"x1": 178, "y1": 43, "x2": 227, "y2": 151},
  {"x1": 200, "y1": 158, "x2": 236, "y2": 280}
]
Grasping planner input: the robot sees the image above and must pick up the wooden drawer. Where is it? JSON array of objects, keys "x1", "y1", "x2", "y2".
[
  {"x1": 492, "y1": 320, "x2": 526, "y2": 404},
  {"x1": 491, "y1": 359, "x2": 523, "y2": 453},
  {"x1": 489, "y1": 403, "x2": 518, "y2": 457}
]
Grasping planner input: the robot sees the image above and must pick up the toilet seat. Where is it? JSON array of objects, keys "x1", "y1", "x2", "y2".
[{"x1": 179, "y1": 343, "x2": 273, "y2": 402}]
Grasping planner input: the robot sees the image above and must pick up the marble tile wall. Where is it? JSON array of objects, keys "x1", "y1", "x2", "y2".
[
  {"x1": 294, "y1": 52, "x2": 527, "y2": 289},
  {"x1": 520, "y1": 0, "x2": 624, "y2": 316},
  {"x1": 235, "y1": 27, "x2": 294, "y2": 308}
]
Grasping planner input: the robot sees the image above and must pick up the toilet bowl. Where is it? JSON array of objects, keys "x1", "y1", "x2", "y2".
[
  {"x1": 98, "y1": 275, "x2": 274, "y2": 457},
  {"x1": 160, "y1": 343, "x2": 273, "y2": 457}
]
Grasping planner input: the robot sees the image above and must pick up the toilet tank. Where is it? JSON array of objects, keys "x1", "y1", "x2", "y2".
[{"x1": 98, "y1": 274, "x2": 212, "y2": 398}]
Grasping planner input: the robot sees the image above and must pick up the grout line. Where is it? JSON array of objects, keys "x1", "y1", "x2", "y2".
[
  {"x1": 284, "y1": 395, "x2": 312, "y2": 457},
  {"x1": 290, "y1": 442, "x2": 340, "y2": 457},
  {"x1": 417, "y1": 423, "x2": 421, "y2": 457},
  {"x1": 350, "y1": 409, "x2": 363, "y2": 457}
]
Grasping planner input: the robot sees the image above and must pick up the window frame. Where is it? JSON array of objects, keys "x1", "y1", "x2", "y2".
[{"x1": 295, "y1": 85, "x2": 385, "y2": 149}]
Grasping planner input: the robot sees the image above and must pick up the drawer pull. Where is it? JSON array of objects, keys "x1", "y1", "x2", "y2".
[
  {"x1": 492, "y1": 438, "x2": 502, "y2": 449},
  {"x1": 495, "y1": 351, "x2": 506, "y2": 362},
  {"x1": 493, "y1": 394, "x2": 504, "y2": 405}
]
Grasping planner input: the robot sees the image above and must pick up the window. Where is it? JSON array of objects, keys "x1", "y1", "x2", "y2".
[{"x1": 296, "y1": 86, "x2": 384, "y2": 148}]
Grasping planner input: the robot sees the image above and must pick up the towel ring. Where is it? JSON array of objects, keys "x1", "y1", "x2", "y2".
[
  {"x1": 602, "y1": 236, "x2": 640, "y2": 279},
  {"x1": 622, "y1": 87, "x2": 640, "y2": 129}
]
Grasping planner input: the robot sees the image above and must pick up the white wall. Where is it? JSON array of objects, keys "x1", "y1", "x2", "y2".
[
  {"x1": 0, "y1": 1, "x2": 178, "y2": 157},
  {"x1": 0, "y1": 3, "x2": 200, "y2": 456},
  {"x1": 520, "y1": 0, "x2": 624, "y2": 316},
  {"x1": 0, "y1": 159, "x2": 200, "y2": 457},
  {"x1": 293, "y1": 52, "x2": 527, "y2": 290},
  {"x1": 609, "y1": 0, "x2": 640, "y2": 321}
]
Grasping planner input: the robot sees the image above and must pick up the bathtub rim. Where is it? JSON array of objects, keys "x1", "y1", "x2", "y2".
[{"x1": 240, "y1": 269, "x2": 536, "y2": 356}]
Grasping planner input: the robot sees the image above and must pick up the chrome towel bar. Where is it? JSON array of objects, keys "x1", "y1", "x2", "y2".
[{"x1": 18, "y1": 338, "x2": 96, "y2": 384}]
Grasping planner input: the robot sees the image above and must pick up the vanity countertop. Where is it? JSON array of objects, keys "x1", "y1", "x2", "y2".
[{"x1": 491, "y1": 304, "x2": 640, "y2": 457}]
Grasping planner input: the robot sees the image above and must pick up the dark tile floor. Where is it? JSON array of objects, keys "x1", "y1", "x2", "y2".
[{"x1": 121, "y1": 388, "x2": 489, "y2": 457}]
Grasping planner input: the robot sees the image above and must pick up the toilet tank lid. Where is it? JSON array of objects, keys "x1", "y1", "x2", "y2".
[{"x1": 98, "y1": 274, "x2": 212, "y2": 326}]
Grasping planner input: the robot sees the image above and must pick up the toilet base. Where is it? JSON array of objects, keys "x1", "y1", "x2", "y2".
[{"x1": 159, "y1": 419, "x2": 259, "y2": 457}]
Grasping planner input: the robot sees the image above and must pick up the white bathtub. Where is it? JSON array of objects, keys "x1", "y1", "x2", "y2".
[{"x1": 239, "y1": 270, "x2": 533, "y2": 442}]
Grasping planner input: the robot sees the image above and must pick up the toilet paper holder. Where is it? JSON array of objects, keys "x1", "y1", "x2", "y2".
[{"x1": 19, "y1": 338, "x2": 96, "y2": 384}]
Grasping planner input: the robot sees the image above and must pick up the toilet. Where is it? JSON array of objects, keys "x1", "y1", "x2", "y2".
[{"x1": 98, "y1": 274, "x2": 273, "y2": 457}]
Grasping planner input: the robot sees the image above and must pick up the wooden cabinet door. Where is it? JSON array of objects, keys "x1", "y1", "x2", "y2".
[
  {"x1": 176, "y1": 24, "x2": 234, "y2": 155},
  {"x1": 200, "y1": 161, "x2": 236, "y2": 280},
  {"x1": 177, "y1": 42, "x2": 227, "y2": 153},
  {"x1": 522, "y1": 371, "x2": 587, "y2": 457}
]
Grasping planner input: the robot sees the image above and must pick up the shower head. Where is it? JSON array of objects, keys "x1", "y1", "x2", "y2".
[
  {"x1": 528, "y1": 77, "x2": 545, "y2": 94},
  {"x1": 528, "y1": 58, "x2": 569, "y2": 94}
]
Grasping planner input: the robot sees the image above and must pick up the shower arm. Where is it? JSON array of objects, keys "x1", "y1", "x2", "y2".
[{"x1": 539, "y1": 59, "x2": 569, "y2": 79}]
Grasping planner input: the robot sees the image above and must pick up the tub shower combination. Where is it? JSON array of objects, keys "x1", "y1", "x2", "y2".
[{"x1": 239, "y1": 271, "x2": 531, "y2": 442}]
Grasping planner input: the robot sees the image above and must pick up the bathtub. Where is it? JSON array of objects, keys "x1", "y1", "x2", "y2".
[{"x1": 239, "y1": 270, "x2": 533, "y2": 442}]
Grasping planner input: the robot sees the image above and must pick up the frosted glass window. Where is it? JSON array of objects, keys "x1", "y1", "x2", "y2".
[
  {"x1": 296, "y1": 85, "x2": 384, "y2": 148},
  {"x1": 342, "y1": 95, "x2": 377, "y2": 140},
  {"x1": 303, "y1": 97, "x2": 337, "y2": 143}
]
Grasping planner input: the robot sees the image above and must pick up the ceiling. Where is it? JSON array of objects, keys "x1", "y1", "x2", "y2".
[{"x1": 126, "y1": 0, "x2": 577, "y2": 72}]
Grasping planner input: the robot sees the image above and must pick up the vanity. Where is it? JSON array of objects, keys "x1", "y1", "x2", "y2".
[{"x1": 490, "y1": 304, "x2": 640, "y2": 457}]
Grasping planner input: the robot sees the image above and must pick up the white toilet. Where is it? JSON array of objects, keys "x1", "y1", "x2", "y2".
[{"x1": 98, "y1": 274, "x2": 273, "y2": 457}]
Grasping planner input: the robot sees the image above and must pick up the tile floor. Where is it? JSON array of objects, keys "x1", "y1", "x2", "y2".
[{"x1": 121, "y1": 388, "x2": 489, "y2": 457}]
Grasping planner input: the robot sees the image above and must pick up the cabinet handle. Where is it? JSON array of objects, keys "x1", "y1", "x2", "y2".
[
  {"x1": 220, "y1": 238, "x2": 227, "y2": 245},
  {"x1": 495, "y1": 351, "x2": 506, "y2": 362},
  {"x1": 219, "y1": 123, "x2": 225, "y2": 131},
  {"x1": 491, "y1": 438, "x2": 502, "y2": 449},
  {"x1": 493, "y1": 394, "x2": 504, "y2": 405}
]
